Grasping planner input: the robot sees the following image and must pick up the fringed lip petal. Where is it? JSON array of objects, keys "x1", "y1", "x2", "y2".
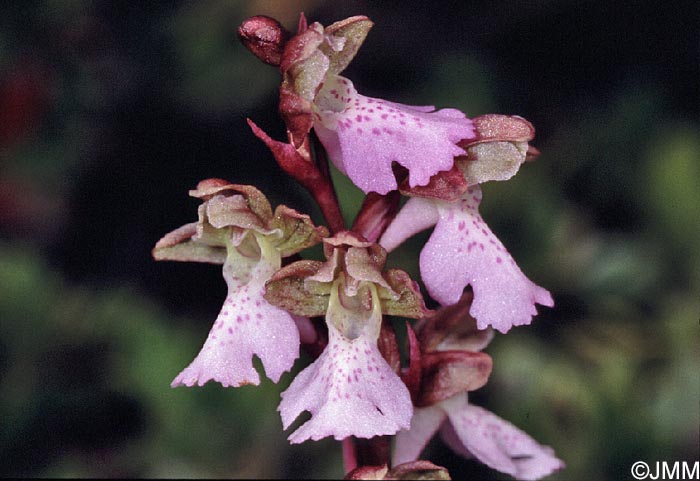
[
  {"x1": 419, "y1": 186, "x2": 553, "y2": 332},
  {"x1": 172, "y1": 235, "x2": 300, "y2": 387},
  {"x1": 314, "y1": 75, "x2": 475, "y2": 195},
  {"x1": 278, "y1": 281, "x2": 412, "y2": 443},
  {"x1": 171, "y1": 283, "x2": 299, "y2": 387},
  {"x1": 278, "y1": 326, "x2": 412, "y2": 443},
  {"x1": 380, "y1": 187, "x2": 552, "y2": 332}
]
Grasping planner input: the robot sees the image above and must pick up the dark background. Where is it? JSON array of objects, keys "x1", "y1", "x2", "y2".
[{"x1": 1, "y1": 0, "x2": 698, "y2": 478}]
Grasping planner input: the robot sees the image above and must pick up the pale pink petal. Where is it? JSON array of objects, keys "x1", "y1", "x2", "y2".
[
  {"x1": 393, "y1": 405, "x2": 447, "y2": 465},
  {"x1": 442, "y1": 397, "x2": 564, "y2": 480},
  {"x1": 278, "y1": 325, "x2": 412, "y2": 443},
  {"x1": 379, "y1": 197, "x2": 439, "y2": 253},
  {"x1": 172, "y1": 237, "x2": 299, "y2": 387},
  {"x1": 314, "y1": 75, "x2": 475, "y2": 194},
  {"x1": 419, "y1": 186, "x2": 553, "y2": 333}
]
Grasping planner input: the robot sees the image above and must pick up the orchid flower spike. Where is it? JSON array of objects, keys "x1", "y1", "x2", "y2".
[
  {"x1": 152, "y1": 179, "x2": 327, "y2": 388},
  {"x1": 264, "y1": 232, "x2": 429, "y2": 442}
]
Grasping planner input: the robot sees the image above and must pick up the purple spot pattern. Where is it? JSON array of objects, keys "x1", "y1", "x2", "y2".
[
  {"x1": 313, "y1": 75, "x2": 475, "y2": 195},
  {"x1": 278, "y1": 322, "x2": 412, "y2": 443},
  {"x1": 171, "y1": 247, "x2": 299, "y2": 388}
]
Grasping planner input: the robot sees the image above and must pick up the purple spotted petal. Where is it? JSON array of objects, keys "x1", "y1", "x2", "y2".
[
  {"x1": 278, "y1": 324, "x2": 412, "y2": 443},
  {"x1": 441, "y1": 396, "x2": 565, "y2": 480},
  {"x1": 393, "y1": 405, "x2": 447, "y2": 466},
  {"x1": 172, "y1": 236, "x2": 299, "y2": 387},
  {"x1": 313, "y1": 75, "x2": 475, "y2": 194},
  {"x1": 379, "y1": 197, "x2": 439, "y2": 253},
  {"x1": 419, "y1": 186, "x2": 553, "y2": 332}
]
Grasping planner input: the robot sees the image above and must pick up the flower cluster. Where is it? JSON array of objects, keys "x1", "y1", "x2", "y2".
[{"x1": 154, "y1": 13, "x2": 563, "y2": 480}]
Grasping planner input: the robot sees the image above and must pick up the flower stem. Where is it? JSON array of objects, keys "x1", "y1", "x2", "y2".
[
  {"x1": 246, "y1": 119, "x2": 346, "y2": 233},
  {"x1": 309, "y1": 132, "x2": 346, "y2": 234},
  {"x1": 355, "y1": 436, "x2": 391, "y2": 467}
]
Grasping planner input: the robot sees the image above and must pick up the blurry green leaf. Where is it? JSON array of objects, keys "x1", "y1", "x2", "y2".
[{"x1": 644, "y1": 126, "x2": 700, "y2": 259}]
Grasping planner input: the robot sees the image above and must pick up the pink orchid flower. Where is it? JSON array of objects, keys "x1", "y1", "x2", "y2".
[
  {"x1": 279, "y1": 273, "x2": 413, "y2": 442},
  {"x1": 380, "y1": 185, "x2": 553, "y2": 333},
  {"x1": 266, "y1": 233, "x2": 427, "y2": 442},
  {"x1": 153, "y1": 180, "x2": 326, "y2": 388},
  {"x1": 312, "y1": 74, "x2": 476, "y2": 195}
]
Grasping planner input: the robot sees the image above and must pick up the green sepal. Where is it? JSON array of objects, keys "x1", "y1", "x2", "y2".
[
  {"x1": 379, "y1": 269, "x2": 430, "y2": 319},
  {"x1": 152, "y1": 222, "x2": 227, "y2": 264},
  {"x1": 321, "y1": 16, "x2": 373, "y2": 75},
  {"x1": 264, "y1": 260, "x2": 329, "y2": 317},
  {"x1": 271, "y1": 204, "x2": 329, "y2": 257}
]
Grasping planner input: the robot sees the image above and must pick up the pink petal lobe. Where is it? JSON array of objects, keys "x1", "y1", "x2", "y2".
[
  {"x1": 393, "y1": 405, "x2": 447, "y2": 466},
  {"x1": 172, "y1": 236, "x2": 299, "y2": 387},
  {"x1": 442, "y1": 397, "x2": 565, "y2": 480},
  {"x1": 314, "y1": 75, "x2": 475, "y2": 194},
  {"x1": 379, "y1": 197, "x2": 439, "y2": 253},
  {"x1": 419, "y1": 186, "x2": 553, "y2": 332},
  {"x1": 278, "y1": 325, "x2": 412, "y2": 443}
]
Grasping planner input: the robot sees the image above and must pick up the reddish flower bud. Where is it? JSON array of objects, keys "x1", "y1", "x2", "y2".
[
  {"x1": 237, "y1": 15, "x2": 290, "y2": 67},
  {"x1": 387, "y1": 461, "x2": 451, "y2": 480},
  {"x1": 344, "y1": 461, "x2": 451, "y2": 480},
  {"x1": 400, "y1": 322, "x2": 422, "y2": 404},
  {"x1": 344, "y1": 465, "x2": 389, "y2": 480}
]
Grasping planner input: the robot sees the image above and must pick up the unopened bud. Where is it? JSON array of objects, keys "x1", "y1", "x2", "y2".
[{"x1": 238, "y1": 15, "x2": 290, "y2": 67}]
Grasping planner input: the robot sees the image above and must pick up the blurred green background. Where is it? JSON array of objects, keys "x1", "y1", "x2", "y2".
[{"x1": 1, "y1": 0, "x2": 698, "y2": 479}]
